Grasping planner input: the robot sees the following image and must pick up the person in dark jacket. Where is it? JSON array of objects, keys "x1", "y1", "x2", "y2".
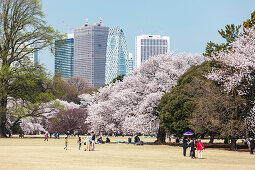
[
  {"x1": 134, "y1": 135, "x2": 140, "y2": 143},
  {"x1": 250, "y1": 138, "x2": 254, "y2": 154},
  {"x1": 91, "y1": 132, "x2": 96, "y2": 151},
  {"x1": 189, "y1": 139, "x2": 196, "y2": 158},
  {"x1": 182, "y1": 136, "x2": 188, "y2": 156},
  {"x1": 106, "y1": 137, "x2": 110, "y2": 143}
]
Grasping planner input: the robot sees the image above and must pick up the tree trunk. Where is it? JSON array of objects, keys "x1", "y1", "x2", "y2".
[
  {"x1": 0, "y1": 101, "x2": 8, "y2": 137},
  {"x1": 156, "y1": 126, "x2": 166, "y2": 144},
  {"x1": 0, "y1": 74, "x2": 8, "y2": 137},
  {"x1": 0, "y1": 116, "x2": 7, "y2": 137},
  {"x1": 230, "y1": 136, "x2": 237, "y2": 150},
  {"x1": 224, "y1": 137, "x2": 229, "y2": 144}
]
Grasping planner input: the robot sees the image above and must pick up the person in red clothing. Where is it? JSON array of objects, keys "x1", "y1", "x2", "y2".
[
  {"x1": 44, "y1": 133, "x2": 48, "y2": 141},
  {"x1": 197, "y1": 139, "x2": 205, "y2": 159}
]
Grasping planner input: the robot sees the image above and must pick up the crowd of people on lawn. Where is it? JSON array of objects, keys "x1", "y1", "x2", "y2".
[{"x1": 42, "y1": 131, "x2": 254, "y2": 156}]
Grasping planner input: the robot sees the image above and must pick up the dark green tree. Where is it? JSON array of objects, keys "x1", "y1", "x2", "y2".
[
  {"x1": 243, "y1": 10, "x2": 255, "y2": 28},
  {"x1": 203, "y1": 24, "x2": 242, "y2": 57},
  {"x1": 110, "y1": 74, "x2": 125, "y2": 84},
  {"x1": 159, "y1": 60, "x2": 249, "y2": 149}
]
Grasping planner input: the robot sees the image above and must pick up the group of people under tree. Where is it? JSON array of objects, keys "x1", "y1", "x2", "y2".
[{"x1": 182, "y1": 136, "x2": 205, "y2": 159}]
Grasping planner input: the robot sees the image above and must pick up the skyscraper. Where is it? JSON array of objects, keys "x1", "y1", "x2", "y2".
[
  {"x1": 55, "y1": 34, "x2": 74, "y2": 78},
  {"x1": 74, "y1": 21, "x2": 109, "y2": 87},
  {"x1": 135, "y1": 35, "x2": 170, "y2": 68},
  {"x1": 105, "y1": 26, "x2": 129, "y2": 84}
]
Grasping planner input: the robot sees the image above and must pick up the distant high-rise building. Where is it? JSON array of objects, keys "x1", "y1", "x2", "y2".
[
  {"x1": 135, "y1": 34, "x2": 170, "y2": 68},
  {"x1": 28, "y1": 49, "x2": 39, "y2": 65},
  {"x1": 128, "y1": 53, "x2": 134, "y2": 72},
  {"x1": 105, "y1": 26, "x2": 129, "y2": 84},
  {"x1": 33, "y1": 50, "x2": 39, "y2": 64},
  {"x1": 74, "y1": 21, "x2": 109, "y2": 87},
  {"x1": 55, "y1": 34, "x2": 74, "y2": 78}
]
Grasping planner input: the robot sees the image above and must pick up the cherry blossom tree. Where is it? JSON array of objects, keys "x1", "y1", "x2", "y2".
[
  {"x1": 8, "y1": 99, "x2": 80, "y2": 134},
  {"x1": 247, "y1": 106, "x2": 255, "y2": 135},
  {"x1": 47, "y1": 108, "x2": 88, "y2": 134},
  {"x1": 207, "y1": 27, "x2": 255, "y2": 94},
  {"x1": 85, "y1": 52, "x2": 205, "y2": 138},
  {"x1": 207, "y1": 27, "x2": 255, "y2": 137}
]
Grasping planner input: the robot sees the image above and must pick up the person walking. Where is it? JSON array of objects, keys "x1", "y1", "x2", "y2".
[
  {"x1": 249, "y1": 138, "x2": 254, "y2": 154},
  {"x1": 197, "y1": 139, "x2": 205, "y2": 159},
  {"x1": 77, "y1": 137, "x2": 82, "y2": 150},
  {"x1": 84, "y1": 133, "x2": 92, "y2": 151},
  {"x1": 64, "y1": 137, "x2": 68, "y2": 150},
  {"x1": 44, "y1": 133, "x2": 48, "y2": 141},
  {"x1": 182, "y1": 136, "x2": 188, "y2": 156},
  {"x1": 91, "y1": 132, "x2": 96, "y2": 151}
]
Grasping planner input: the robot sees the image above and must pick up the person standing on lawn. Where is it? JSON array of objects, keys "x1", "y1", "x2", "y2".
[
  {"x1": 189, "y1": 138, "x2": 196, "y2": 159},
  {"x1": 77, "y1": 137, "x2": 82, "y2": 150},
  {"x1": 91, "y1": 132, "x2": 96, "y2": 151},
  {"x1": 84, "y1": 133, "x2": 92, "y2": 151},
  {"x1": 197, "y1": 139, "x2": 205, "y2": 159},
  {"x1": 44, "y1": 133, "x2": 48, "y2": 141},
  {"x1": 64, "y1": 137, "x2": 68, "y2": 150},
  {"x1": 182, "y1": 136, "x2": 188, "y2": 156},
  {"x1": 249, "y1": 138, "x2": 254, "y2": 154}
]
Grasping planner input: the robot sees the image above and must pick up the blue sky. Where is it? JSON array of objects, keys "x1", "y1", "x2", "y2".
[{"x1": 40, "y1": 0, "x2": 255, "y2": 73}]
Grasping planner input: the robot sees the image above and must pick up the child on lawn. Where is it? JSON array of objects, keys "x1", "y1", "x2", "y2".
[{"x1": 64, "y1": 137, "x2": 68, "y2": 150}]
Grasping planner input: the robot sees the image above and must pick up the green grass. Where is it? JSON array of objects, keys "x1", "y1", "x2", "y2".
[{"x1": 0, "y1": 136, "x2": 254, "y2": 170}]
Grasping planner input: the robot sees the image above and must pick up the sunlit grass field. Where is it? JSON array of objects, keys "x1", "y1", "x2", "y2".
[{"x1": 0, "y1": 136, "x2": 254, "y2": 170}]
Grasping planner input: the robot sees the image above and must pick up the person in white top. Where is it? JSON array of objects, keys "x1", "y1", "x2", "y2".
[{"x1": 84, "y1": 133, "x2": 92, "y2": 151}]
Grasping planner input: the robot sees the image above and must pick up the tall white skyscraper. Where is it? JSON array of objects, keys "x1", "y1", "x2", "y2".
[
  {"x1": 135, "y1": 35, "x2": 170, "y2": 68},
  {"x1": 74, "y1": 21, "x2": 109, "y2": 87}
]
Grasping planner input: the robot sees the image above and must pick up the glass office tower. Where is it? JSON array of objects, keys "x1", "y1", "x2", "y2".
[
  {"x1": 55, "y1": 34, "x2": 74, "y2": 78},
  {"x1": 105, "y1": 26, "x2": 129, "y2": 84}
]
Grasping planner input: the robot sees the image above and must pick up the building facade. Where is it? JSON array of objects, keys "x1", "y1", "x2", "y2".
[
  {"x1": 105, "y1": 26, "x2": 129, "y2": 84},
  {"x1": 55, "y1": 34, "x2": 74, "y2": 78},
  {"x1": 128, "y1": 53, "x2": 134, "y2": 72},
  {"x1": 74, "y1": 24, "x2": 109, "y2": 87},
  {"x1": 135, "y1": 35, "x2": 170, "y2": 68}
]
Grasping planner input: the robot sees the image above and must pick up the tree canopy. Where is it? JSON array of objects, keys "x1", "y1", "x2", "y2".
[{"x1": 0, "y1": 0, "x2": 61, "y2": 137}]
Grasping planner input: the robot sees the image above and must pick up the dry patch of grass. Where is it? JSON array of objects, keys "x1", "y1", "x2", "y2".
[{"x1": 0, "y1": 136, "x2": 254, "y2": 170}]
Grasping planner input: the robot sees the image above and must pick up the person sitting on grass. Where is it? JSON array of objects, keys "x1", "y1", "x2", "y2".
[
  {"x1": 106, "y1": 137, "x2": 110, "y2": 143},
  {"x1": 64, "y1": 137, "x2": 68, "y2": 150},
  {"x1": 128, "y1": 137, "x2": 132, "y2": 143},
  {"x1": 97, "y1": 137, "x2": 105, "y2": 144},
  {"x1": 134, "y1": 135, "x2": 140, "y2": 143}
]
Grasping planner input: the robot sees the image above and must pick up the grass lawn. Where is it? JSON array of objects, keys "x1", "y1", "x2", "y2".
[{"x1": 0, "y1": 136, "x2": 254, "y2": 170}]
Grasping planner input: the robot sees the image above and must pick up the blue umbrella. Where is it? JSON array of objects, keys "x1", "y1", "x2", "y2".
[{"x1": 183, "y1": 132, "x2": 194, "y2": 135}]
